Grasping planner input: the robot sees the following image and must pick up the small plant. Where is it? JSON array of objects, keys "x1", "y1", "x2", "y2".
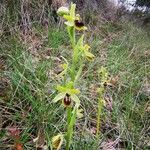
[
  {"x1": 51, "y1": 3, "x2": 95, "y2": 150},
  {"x1": 96, "y1": 67, "x2": 108, "y2": 137}
]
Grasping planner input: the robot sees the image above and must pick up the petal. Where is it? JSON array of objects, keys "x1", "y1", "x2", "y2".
[
  {"x1": 75, "y1": 25, "x2": 87, "y2": 31},
  {"x1": 75, "y1": 14, "x2": 81, "y2": 20},
  {"x1": 71, "y1": 94, "x2": 80, "y2": 105},
  {"x1": 64, "y1": 21, "x2": 74, "y2": 27},
  {"x1": 83, "y1": 26, "x2": 88, "y2": 30},
  {"x1": 52, "y1": 93, "x2": 66, "y2": 103}
]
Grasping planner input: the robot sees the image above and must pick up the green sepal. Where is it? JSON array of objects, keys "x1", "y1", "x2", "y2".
[
  {"x1": 71, "y1": 94, "x2": 80, "y2": 106},
  {"x1": 52, "y1": 92, "x2": 66, "y2": 103}
]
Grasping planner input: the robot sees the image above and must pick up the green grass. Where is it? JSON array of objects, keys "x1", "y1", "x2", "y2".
[{"x1": 0, "y1": 16, "x2": 150, "y2": 150}]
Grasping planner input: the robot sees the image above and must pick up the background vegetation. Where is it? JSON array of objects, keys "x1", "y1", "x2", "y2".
[{"x1": 0, "y1": 0, "x2": 150, "y2": 149}]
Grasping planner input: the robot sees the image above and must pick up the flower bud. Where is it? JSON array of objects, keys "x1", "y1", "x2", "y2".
[
  {"x1": 52, "y1": 134, "x2": 63, "y2": 150},
  {"x1": 57, "y1": 7, "x2": 69, "y2": 16}
]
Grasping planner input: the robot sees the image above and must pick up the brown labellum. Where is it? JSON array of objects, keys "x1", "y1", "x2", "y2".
[
  {"x1": 74, "y1": 20, "x2": 84, "y2": 28},
  {"x1": 63, "y1": 93, "x2": 71, "y2": 106}
]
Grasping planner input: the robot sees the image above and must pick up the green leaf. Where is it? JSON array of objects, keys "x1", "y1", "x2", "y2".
[
  {"x1": 74, "y1": 64, "x2": 84, "y2": 83},
  {"x1": 76, "y1": 35, "x2": 84, "y2": 50},
  {"x1": 52, "y1": 93, "x2": 65, "y2": 103},
  {"x1": 70, "y1": 3, "x2": 76, "y2": 19}
]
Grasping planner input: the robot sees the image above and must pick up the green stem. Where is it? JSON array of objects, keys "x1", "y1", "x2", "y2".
[
  {"x1": 67, "y1": 26, "x2": 78, "y2": 81},
  {"x1": 96, "y1": 86, "x2": 105, "y2": 138},
  {"x1": 96, "y1": 98, "x2": 102, "y2": 138},
  {"x1": 66, "y1": 107, "x2": 77, "y2": 150},
  {"x1": 66, "y1": 107, "x2": 72, "y2": 150},
  {"x1": 67, "y1": 107, "x2": 72, "y2": 125},
  {"x1": 67, "y1": 26, "x2": 75, "y2": 49}
]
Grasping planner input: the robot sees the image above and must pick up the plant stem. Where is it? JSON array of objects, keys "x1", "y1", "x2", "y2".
[
  {"x1": 96, "y1": 98, "x2": 102, "y2": 138},
  {"x1": 67, "y1": 106, "x2": 72, "y2": 125},
  {"x1": 67, "y1": 26, "x2": 75, "y2": 49},
  {"x1": 67, "y1": 26, "x2": 78, "y2": 81},
  {"x1": 66, "y1": 107, "x2": 77, "y2": 150},
  {"x1": 66, "y1": 107, "x2": 72, "y2": 150}
]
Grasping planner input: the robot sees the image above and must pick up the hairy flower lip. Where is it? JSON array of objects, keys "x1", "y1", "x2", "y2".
[
  {"x1": 63, "y1": 93, "x2": 72, "y2": 107},
  {"x1": 74, "y1": 20, "x2": 87, "y2": 30},
  {"x1": 74, "y1": 20, "x2": 84, "y2": 28}
]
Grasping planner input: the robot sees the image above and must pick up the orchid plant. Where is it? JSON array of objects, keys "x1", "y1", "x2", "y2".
[
  {"x1": 51, "y1": 3, "x2": 95, "y2": 150},
  {"x1": 96, "y1": 67, "x2": 108, "y2": 137}
]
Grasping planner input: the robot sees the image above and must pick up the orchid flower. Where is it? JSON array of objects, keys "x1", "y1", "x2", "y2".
[
  {"x1": 57, "y1": 3, "x2": 87, "y2": 30},
  {"x1": 52, "y1": 81, "x2": 80, "y2": 107}
]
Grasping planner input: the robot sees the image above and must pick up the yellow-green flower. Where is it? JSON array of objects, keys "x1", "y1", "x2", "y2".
[
  {"x1": 52, "y1": 81, "x2": 80, "y2": 107},
  {"x1": 61, "y1": 3, "x2": 76, "y2": 27},
  {"x1": 52, "y1": 134, "x2": 63, "y2": 150},
  {"x1": 83, "y1": 44, "x2": 95, "y2": 61},
  {"x1": 75, "y1": 35, "x2": 95, "y2": 61},
  {"x1": 98, "y1": 67, "x2": 108, "y2": 84},
  {"x1": 57, "y1": 3, "x2": 87, "y2": 30},
  {"x1": 74, "y1": 20, "x2": 87, "y2": 30}
]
